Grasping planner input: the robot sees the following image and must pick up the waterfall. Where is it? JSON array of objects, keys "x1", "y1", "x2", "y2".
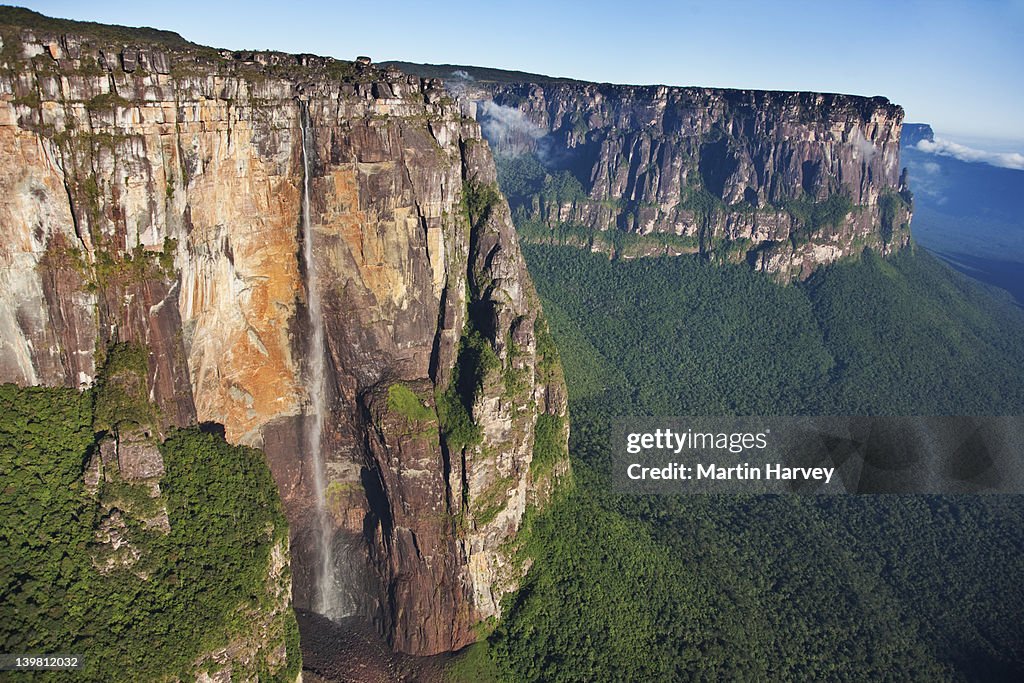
[{"x1": 299, "y1": 101, "x2": 346, "y2": 620}]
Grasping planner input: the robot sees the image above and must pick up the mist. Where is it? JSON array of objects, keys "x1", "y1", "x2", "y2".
[
  {"x1": 477, "y1": 100, "x2": 545, "y2": 157},
  {"x1": 850, "y1": 129, "x2": 877, "y2": 162}
]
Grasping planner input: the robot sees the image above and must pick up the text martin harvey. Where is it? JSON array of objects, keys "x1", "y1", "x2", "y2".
[{"x1": 627, "y1": 462, "x2": 835, "y2": 483}]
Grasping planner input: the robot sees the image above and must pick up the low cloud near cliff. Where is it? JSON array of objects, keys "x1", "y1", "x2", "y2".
[
  {"x1": 916, "y1": 138, "x2": 1024, "y2": 171},
  {"x1": 850, "y1": 129, "x2": 877, "y2": 162},
  {"x1": 477, "y1": 100, "x2": 545, "y2": 150}
]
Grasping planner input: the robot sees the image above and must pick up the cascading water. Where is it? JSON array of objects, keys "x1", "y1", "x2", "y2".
[{"x1": 299, "y1": 101, "x2": 345, "y2": 620}]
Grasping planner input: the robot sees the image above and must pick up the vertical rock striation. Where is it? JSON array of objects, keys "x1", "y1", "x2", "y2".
[
  {"x1": 0, "y1": 8, "x2": 568, "y2": 656},
  {"x1": 388, "y1": 64, "x2": 914, "y2": 279}
]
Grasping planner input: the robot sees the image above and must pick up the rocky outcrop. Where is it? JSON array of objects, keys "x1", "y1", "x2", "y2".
[
  {"x1": 0, "y1": 8, "x2": 568, "y2": 657},
  {"x1": 389, "y1": 63, "x2": 914, "y2": 279},
  {"x1": 193, "y1": 537, "x2": 296, "y2": 683},
  {"x1": 82, "y1": 429, "x2": 295, "y2": 680},
  {"x1": 901, "y1": 123, "x2": 934, "y2": 147}
]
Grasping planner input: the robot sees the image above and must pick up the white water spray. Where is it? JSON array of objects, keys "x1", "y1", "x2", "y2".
[{"x1": 299, "y1": 101, "x2": 345, "y2": 620}]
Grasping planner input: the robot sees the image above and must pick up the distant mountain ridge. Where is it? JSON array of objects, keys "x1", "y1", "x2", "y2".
[
  {"x1": 389, "y1": 61, "x2": 913, "y2": 280},
  {"x1": 901, "y1": 122, "x2": 934, "y2": 146}
]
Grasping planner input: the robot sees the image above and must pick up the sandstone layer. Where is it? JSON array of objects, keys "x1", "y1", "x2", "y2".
[
  {"x1": 0, "y1": 10, "x2": 569, "y2": 656},
  {"x1": 387, "y1": 63, "x2": 914, "y2": 279}
]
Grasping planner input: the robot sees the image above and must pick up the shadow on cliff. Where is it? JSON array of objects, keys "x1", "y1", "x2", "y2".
[{"x1": 297, "y1": 610, "x2": 453, "y2": 683}]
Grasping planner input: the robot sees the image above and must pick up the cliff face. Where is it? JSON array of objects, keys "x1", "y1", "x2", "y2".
[
  {"x1": 0, "y1": 11, "x2": 568, "y2": 657},
  {"x1": 901, "y1": 123, "x2": 934, "y2": 147},
  {"x1": 389, "y1": 65, "x2": 913, "y2": 279}
]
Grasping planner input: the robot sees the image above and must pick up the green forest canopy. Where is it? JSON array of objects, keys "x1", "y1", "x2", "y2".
[
  {"x1": 0, "y1": 384, "x2": 300, "y2": 681},
  {"x1": 450, "y1": 244, "x2": 1024, "y2": 681}
]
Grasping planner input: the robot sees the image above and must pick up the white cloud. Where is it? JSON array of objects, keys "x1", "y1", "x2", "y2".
[
  {"x1": 916, "y1": 138, "x2": 1024, "y2": 170},
  {"x1": 850, "y1": 129, "x2": 876, "y2": 161},
  {"x1": 478, "y1": 100, "x2": 545, "y2": 155}
]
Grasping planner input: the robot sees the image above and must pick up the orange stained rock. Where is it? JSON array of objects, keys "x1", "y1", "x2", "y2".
[{"x1": 180, "y1": 123, "x2": 304, "y2": 443}]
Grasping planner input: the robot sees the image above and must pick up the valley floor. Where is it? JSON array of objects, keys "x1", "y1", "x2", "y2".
[
  {"x1": 933, "y1": 250, "x2": 1024, "y2": 308},
  {"x1": 298, "y1": 612, "x2": 453, "y2": 683}
]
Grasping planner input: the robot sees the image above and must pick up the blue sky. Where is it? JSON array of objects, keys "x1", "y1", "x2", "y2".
[{"x1": 16, "y1": 0, "x2": 1024, "y2": 147}]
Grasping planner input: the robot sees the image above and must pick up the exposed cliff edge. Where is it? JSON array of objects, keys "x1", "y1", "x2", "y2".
[
  {"x1": 0, "y1": 7, "x2": 569, "y2": 658},
  {"x1": 386, "y1": 62, "x2": 914, "y2": 280}
]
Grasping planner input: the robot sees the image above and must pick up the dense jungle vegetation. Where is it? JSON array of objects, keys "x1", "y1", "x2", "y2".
[
  {"x1": 0, "y1": 377, "x2": 300, "y2": 681},
  {"x1": 450, "y1": 244, "x2": 1024, "y2": 682}
]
